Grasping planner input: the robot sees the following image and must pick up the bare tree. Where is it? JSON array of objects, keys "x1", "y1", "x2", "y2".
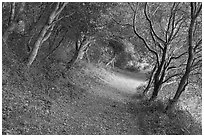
[
  {"x1": 165, "y1": 2, "x2": 202, "y2": 111},
  {"x1": 128, "y1": 3, "x2": 190, "y2": 100}
]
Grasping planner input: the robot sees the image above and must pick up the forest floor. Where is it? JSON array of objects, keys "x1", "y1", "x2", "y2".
[{"x1": 2, "y1": 60, "x2": 202, "y2": 135}]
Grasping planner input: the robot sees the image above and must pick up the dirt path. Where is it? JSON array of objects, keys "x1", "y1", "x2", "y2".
[
  {"x1": 70, "y1": 64, "x2": 147, "y2": 103},
  {"x1": 62, "y1": 64, "x2": 147, "y2": 134}
]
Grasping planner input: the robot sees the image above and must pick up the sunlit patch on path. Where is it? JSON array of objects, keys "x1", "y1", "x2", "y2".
[{"x1": 75, "y1": 64, "x2": 147, "y2": 102}]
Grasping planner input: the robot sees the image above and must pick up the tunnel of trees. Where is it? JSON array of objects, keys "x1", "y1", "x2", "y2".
[{"x1": 2, "y1": 2, "x2": 202, "y2": 135}]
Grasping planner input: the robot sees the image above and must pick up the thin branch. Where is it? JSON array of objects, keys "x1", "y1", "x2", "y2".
[
  {"x1": 150, "y1": 30, "x2": 164, "y2": 51},
  {"x1": 144, "y1": 3, "x2": 165, "y2": 44},
  {"x1": 132, "y1": 8, "x2": 160, "y2": 65},
  {"x1": 55, "y1": 2, "x2": 68, "y2": 17},
  {"x1": 167, "y1": 3, "x2": 181, "y2": 43},
  {"x1": 168, "y1": 11, "x2": 176, "y2": 42},
  {"x1": 167, "y1": 64, "x2": 186, "y2": 71},
  {"x1": 194, "y1": 4, "x2": 202, "y2": 18},
  {"x1": 193, "y1": 39, "x2": 202, "y2": 52},
  {"x1": 192, "y1": 59, "x2": 202, "y2": 68},
  {"x1": 166, "y1": 51, "x2": 187, "y2": 68},
  {"x1": 51, "y1": 11, "x2": 75, "y2": 25},
  {"x1": 174, "y1": 16, "x2": 185, "y2": 28},
  {"x1": 127, "y1": 2, "x2": 135, "y2": 12},
  {"x1": 166, "y1": 2, "x2": 176, "y2": 42},
  {"x1": 48, "y1": 2, "x2": 66, "y2": 25},
  {"x1": 171, "y1": 51, "x2": 188, "y2": 60},
  {"x1": 162, "y1": 72, "x2": 183, "y2": 84},
  {"x1": 170, "y1": 19, "x2": 185, "y2": 41},
  {"x1": 152, "y1": 5, "x2": 160, "y2": 16}
]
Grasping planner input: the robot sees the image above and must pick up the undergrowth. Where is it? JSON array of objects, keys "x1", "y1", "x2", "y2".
[
  {"x1": 2, "y1": 48, "x2": 85, "y2": 134},
  {"x1": 128, "y1": 99, "x2": 202, "y2": 135}
]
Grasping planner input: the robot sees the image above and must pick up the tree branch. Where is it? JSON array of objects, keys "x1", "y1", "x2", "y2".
[
  {"x1": 193, "y1": 39, "x2": 202, "y2": 52},
  {"x1": 144, "y1": 3, "x2": 165, "y2": 44},
  {"x1": 166, "y1": 51, "x2": 188, "y2": 68},
  {"x1": 194, "y1": 3, "x2": 202, "y2": 18},
  {"x1": 165, "y1": 2, "x2": 176, "y2": 42},
  {"x1": 150, "y1": 30, "x2": 164, "y2": 51},
  {"x1": 51, "y1": 11, "x2": 75, "y2": 25},
  {"x1": 192, "y1": 59, "x2": 202, "y2": 68},
  {"x1": 171, "y1": 51, "x2": 188, "y2": 60},
  {"x1": 132, "y1": 8, "x2": 160, "y2": 65},
  {"x1": 162, "y1": 72, "x2": 183, "y2": 84},
  {"x1": 56, "y1": 2, "x2": 68, "y2": 16},
  {"x1": 127, "y1": 2, "x2": 135, "y2": 12},
  {"x1": 170, "y1": 19, "x2": 185, "y2": 41}
]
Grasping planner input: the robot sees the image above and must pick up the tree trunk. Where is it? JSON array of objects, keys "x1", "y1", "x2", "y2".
[
  {"x1": 66, "y1": 49, "x2": 80, "y2": 69},
  {"x1": 150, "y1": 81, "x2": 161, "y2": 101},
  {"x1": 165, "y1": 3, "x2": 200, "y2": 112},
  {"x1": 150, "y1": 45, "x2": 168, "y2": 101},
  {"x1": 26, "y1": 3, "x2": 67, "y2": 67},
  {"x1": 165, "y1": 42, "x2": 193, "y2": 111},
  {"x1": 143, "y1": 65, "x2": 157, "y2": 95},
  {"x1": 149, "y1": 68, "x2": 162, "y2": 101},
  {"x1": 26, "y1": 25, "x2": 50, "y2": 67}
]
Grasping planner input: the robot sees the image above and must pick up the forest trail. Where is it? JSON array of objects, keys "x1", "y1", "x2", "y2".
[{"x1": 69, "y1": 63, "x2": 147, "y2": 103}]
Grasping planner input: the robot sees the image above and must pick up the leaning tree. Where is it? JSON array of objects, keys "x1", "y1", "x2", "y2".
[{"x1": 165, "y1": 2, "x2": 202, "y2": 111}]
